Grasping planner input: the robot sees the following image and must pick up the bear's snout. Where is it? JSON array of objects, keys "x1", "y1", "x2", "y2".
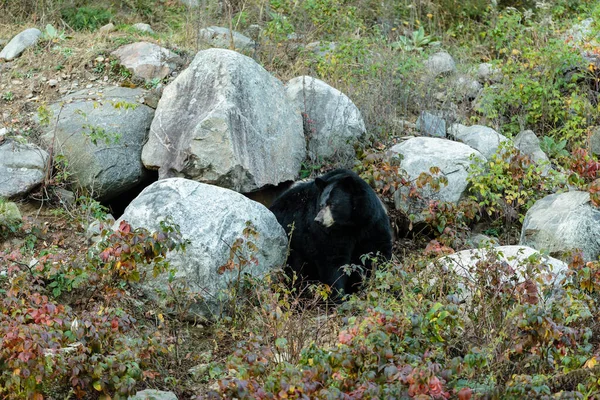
[{"x1": 315, "y1": 206, "x2": 335, "y2": 227}]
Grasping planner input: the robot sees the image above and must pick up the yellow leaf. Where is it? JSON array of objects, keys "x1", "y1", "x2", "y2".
[
  {"x1": 584, "y1": 356, "x2": 598, "y2": 369},
  {"x1": 93, "y1": 381, "x2": 102, "y2": 391}
]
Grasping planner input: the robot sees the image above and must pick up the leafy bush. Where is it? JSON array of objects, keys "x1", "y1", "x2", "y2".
[
  {"x1": 467, "y1": 141, "x2": 560, "y2": 233},
  {"x1": 61, "y1": 6, "x2": 112, "y2": 31},
  {"x1": 203, "y1": 249, "x2": 600, "y2": 399},
  {"x1": 0, "y1": 198, "x2": 22, "y2": 239},
  {"x1": 475, "y1": 6, "x2": 596, "y2": 144},
  {"x1": 0, "y1": 220, "x2": 186, "y2": 398}
]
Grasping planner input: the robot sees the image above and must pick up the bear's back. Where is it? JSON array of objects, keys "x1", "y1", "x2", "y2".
[{"x1": 269, "y1": 180, "x2": 318, "y2": 234}]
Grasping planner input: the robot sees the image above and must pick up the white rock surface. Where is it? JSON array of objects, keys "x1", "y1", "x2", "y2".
[
  {"x1": 433, "y1": 245, "x2": 568, "y2": 304},
  {"x1": 199, "y1": 26, "x2": 255, "y2": 51},
  {"x1": 111, "y1": 42, "x2": 182, "y2": 80},
  {"x1": 520, "y1": 191, "x2": 600, "y2": 261},
  {"x1": 132, "y1": 23, "x2": 154, "y2": 34},
  {"x1": 425, "y1": 51, "x2": 456, "y2": 77},
  {"x1": 286, "y1": 76, "x2": 366, "y2": 161},
  {"x1": 449, "y1": 123, "x2": 509, "y2": 160},
  {"x1": 0, "y1": 140, "x2": 48, "y2": 198},
  {"x1": 142, "y1": 48, "x2": 305, "y2": 192},
  {"x1": 117, "y1": 178, "x2": 287, "y2": 316},
  {"x1": 390, "y1": 137, "x2": 482, "y2": 221},
  {"x1": 39, "y1": 87, "x2": 154, "y2": 201},
  {"x1": 0, "y1": 28, "x2": 42, "y2": 61}
]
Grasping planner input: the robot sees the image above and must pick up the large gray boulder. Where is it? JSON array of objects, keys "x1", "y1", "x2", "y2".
[
  {"x1": 285, "y1": 76, "x2": 366, "y2": 162},
  {"x1": 142, "y1": 48, "x2": 305, "y2": 192},
  {"x1": 390, "y1": 137, "x2": 482, "y2": 221},
  {"x1": 40, "y1": 87, "x2": 154, "y2": 201},
  {"x1": 449, "y1": 123, "x2": 509, "y2": 160},
  {"x1": 111, "y1": 42, "x2": 182, "y2": 81},
  {"x1": 520, "y1": 191, "x2": 600, "y2": 261},
  {"x1": 433, "y1": 245, "x2": 568, "y2": 305},
  {"x1": 117, "y1": 178, "x2": 287, "y2": 316},
  {"x1": 199, "y1": 26, "x2": 255, "y2": 51},
  {"x1": 0, "y1": 140, "x2": 48, "y2": 198},
  {"x1": 0, "y1": 28, "x2": 41, "y2": 61}
]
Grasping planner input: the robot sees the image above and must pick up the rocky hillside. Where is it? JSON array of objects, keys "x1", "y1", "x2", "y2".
[{"x1": 1, "y1": 0, "x2": 600, "y2": 398}]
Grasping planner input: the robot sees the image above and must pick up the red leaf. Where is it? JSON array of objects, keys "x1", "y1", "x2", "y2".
[
  {"x1": 119, "y1": 220, "x2": 131, "y2": 233},
  {"x1": 457, "y1": 387, "x2": 472, "y2": 400}
]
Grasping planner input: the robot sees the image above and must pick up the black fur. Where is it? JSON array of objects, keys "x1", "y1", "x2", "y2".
[{"x1": 269, "y1": 168, "x2": 393, "y2": 296}]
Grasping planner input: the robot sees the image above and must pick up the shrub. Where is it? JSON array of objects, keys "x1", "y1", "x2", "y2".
[
  {"x1": 467, "y1": 141, "x2": 560, "y2": 234},
  {"x1": 61, "y1": 6, "x2": 112, "y2": 31},
  {"x1": 202, "y1": 246, "x2": 600, "y2": 399},
  {"x1": 475, "y1": 6, "x2": 597, "y2": 144},
  {"x1": 0, "y1": 220, "x2": 186, "y2": 398}
]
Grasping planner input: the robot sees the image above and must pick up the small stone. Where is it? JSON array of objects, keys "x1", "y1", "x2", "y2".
[
  {"x1": 48, "y1": 79, "x2": 58, "y2": 87},
  {"x1": 95, "y1": 56, "x2": 105, "y2": 63},
  {"x1": 128, "y1": 389, "x2": 178, "y2": 400},
  {"x1": 415, "y1": 111, "x2": 446, "y2": 138},
  {"x1": 180, "y1": 0, "x2": 199, "y2": 7},
  {"x1": 590, "y1": 127, "x2": 600, "y2": 157},
  {"x1": 0, "y1": 28, "x2": 42, "y2": 61},
  {"x1": 85, "y1": 84, "x2": 93, "y2": 89},
  {"x1": 477, "y1": 63, "x2": 502, "y2": 83},
  {"x1": 305, "y1": 41, "x2": 337, "y2": 57},
  {"x1": 0, "y1": 201, "x2": 22, "y2": 226},
  {"x1": 425, "y1": 51, "x2": 456, "y2": 77},
  {"x1": 53, "y1": 188, "x2": 76, "y2": 206},
  {"x1": 99, "y1": 23, "x2": 116, "y2": 33},
  {"x1": 392, "y1": 119, "x2": 417, "y2": 131},
  {"x1": 132, "y1": 23, "x2": 154, "y2": 34}
]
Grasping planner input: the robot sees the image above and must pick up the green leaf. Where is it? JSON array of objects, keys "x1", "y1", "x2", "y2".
[
  {"x1": 46, "y1": 24, "x2": 57, "y2": 37},
  {"x1": 275, "y1": 337, "x2": 288, "y2": 349}
]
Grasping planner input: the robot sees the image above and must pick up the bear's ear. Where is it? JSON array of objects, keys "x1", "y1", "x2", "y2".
[{"x1": 315, "y1": 177, "x2": 327, "y2": 192}]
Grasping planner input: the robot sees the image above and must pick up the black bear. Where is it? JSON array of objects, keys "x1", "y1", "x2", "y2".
[{"x1": 269, "y1": 168, "x2": 393, "y2": 296}]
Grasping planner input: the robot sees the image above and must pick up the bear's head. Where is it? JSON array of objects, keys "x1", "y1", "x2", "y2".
[{"x1": 313, "y1": 173, "x2": 358, "y2": 229}]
